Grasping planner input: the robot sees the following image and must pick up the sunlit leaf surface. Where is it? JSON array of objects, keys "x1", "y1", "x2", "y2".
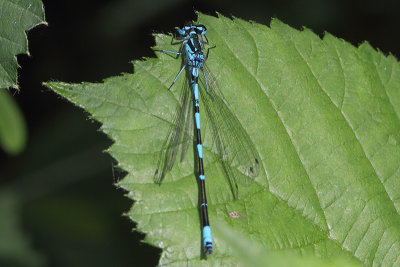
[{"x1": 47, "y1": 13, "x2": 400, "y2": 266}]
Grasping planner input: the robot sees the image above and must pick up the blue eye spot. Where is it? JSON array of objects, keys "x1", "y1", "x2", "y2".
[{"x1": 178, "y1": 28, "x2": 185, "y2": 35}]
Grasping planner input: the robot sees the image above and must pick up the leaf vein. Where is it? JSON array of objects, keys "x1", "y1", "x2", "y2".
[
  {"x1": 4, "y1": 0, "x2": 43, "y2": 23},
  {"x1": 215, "y1": 24, "x2": 329, "y2": 232},
  {"x1": 291, "y1": 35, "x2": 400, "y2": 222}
]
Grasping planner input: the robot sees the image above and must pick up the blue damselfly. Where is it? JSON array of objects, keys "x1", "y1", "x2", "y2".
[{"x1": 154, "y1": 24, "x2": 260, "y2": 255}]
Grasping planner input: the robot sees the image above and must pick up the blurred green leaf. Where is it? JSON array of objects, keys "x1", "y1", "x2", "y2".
[
  {"x1": 0, "y1": 90, "x2": 27, "y2": 154},
  {"x1": 0, "y1": 0, "x2": 45, "y2": 90},
  {"x1": 0, "y1": 190, "x2": 44, "y2": 267},
  {"x1": 46, "y1": 13, "x2": 400, "y2": 266},
  {"x1": 214, "y1": 221, "x2": 360, "y2": 267}
]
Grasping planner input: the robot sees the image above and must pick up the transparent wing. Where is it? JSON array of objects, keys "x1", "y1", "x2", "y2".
[
  {"x1": 154, "y1": 68, "x2": 194, "y2": 184},
  {"x1": 179, "y1": 77, "x2": 194, "y2": 162},
  {"x1": 199, "y1": 64, "x2": 260, "y2": 189}
]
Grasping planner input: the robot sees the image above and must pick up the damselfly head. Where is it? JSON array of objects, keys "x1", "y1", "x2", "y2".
[
  {"x1": 195, "y1": 25, "x2": 207, "y2": 35},
  {"x1": 177, "y1": 24, "x2": 207, "y2": 36}
]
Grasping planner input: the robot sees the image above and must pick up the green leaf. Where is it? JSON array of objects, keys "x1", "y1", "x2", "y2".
[
  {"x1": 46, "y1": 13, "x2": 400, "y2": 266},
  {"x1": 214, "y1": 221, "x2": 361, "y2": 267},
  {"x1": 0, "y1": 0, "x2": 45, "y2": 90},
  {"x1": 0, "y1": 90, "x2": 27, "y2": 154},
  {"x1": 0, "y1": 0, "x2": 44, "y2": 153},
  {"x1": 0, "y1": 190, "x2": 44, "y2": 267}
]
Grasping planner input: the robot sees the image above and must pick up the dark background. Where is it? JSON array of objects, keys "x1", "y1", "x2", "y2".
[{"x1": 0, "y1": 0, "x2": 398, "y2": 266}]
